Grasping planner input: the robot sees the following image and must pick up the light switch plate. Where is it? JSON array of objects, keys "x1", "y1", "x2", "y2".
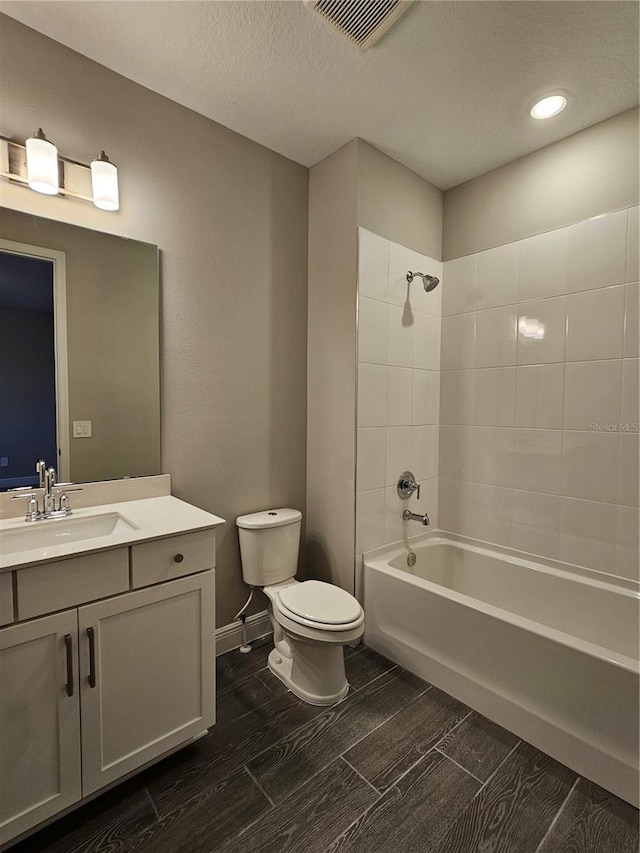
[
  {"x1": 0, "y1": 457, "x2": 8, "y2": 467},
  {"x1": 73, "y1": 420, "x2": 92, "y2": 438}
]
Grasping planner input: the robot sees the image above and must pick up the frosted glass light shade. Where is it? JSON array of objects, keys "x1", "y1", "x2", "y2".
[
  {"x1": 26, "y1": 130, "x2": 59, "y2": 195},
  {"x1": 91, "y1": 152, "x2": 119, "y2": 211}
]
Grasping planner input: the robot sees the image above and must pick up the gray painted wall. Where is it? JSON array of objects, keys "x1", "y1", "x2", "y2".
[
  {"x1": 443, "y1": 108, "x2": 640, "y2": 260},
  {"x1": 357, "y1": 139, "x2": 443, "y2": 260},
  {"x1": 307, "y1": 141, "x2": 359, "y2": 592},
  {"x1": 0, "y1": 15, "x2": 309, "y2": 627}
]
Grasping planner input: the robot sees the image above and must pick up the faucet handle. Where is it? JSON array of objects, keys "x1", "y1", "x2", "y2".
[
  {"x1": 10, "y1": 493, "x2": 41, "y2": 521},
  {"x1": 397, "y1": 470, "x2": 420, "y2": 501}
]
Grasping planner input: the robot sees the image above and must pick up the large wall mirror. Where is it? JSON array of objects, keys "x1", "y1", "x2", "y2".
[{"x1": 0, "y1": 208, "x2": 161, "y2": 490}]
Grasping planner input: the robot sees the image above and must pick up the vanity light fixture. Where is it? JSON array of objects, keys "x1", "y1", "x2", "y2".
[
  {"x1": 0, "y1": 129, "x2": 120, "y2": 211},
  {"x1": 530, "y1": 94, "x2": 567, "y2": 120},
  {"x1": 25, "y1": 128, "x2": 59, "y2": 195}
]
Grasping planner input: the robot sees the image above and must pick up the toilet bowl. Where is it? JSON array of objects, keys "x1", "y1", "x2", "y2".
[{"x1": 236, "y1": 509, "x2": 364, "y2": 705}]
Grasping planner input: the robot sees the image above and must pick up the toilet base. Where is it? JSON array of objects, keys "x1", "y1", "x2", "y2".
[{"x1": 268, "y1": 645, "x2": 349, "y2": 706}]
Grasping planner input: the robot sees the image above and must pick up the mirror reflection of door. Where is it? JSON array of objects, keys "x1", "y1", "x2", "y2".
[{"x1": 0, "y1": 242, "x2": 69, "y2": 489}]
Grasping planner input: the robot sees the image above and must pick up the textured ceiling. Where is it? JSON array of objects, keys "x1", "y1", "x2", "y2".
[{"x1": 1, "y1": 0, "x2": 638, "y2": 189}]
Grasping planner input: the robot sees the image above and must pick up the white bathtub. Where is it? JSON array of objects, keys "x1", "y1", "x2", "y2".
[{"x1": 363, "y1": 532, "x2": 640, "y2": 806}]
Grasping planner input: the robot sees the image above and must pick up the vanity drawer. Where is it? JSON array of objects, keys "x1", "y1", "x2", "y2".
[
  {"x1": 16, "y1": 550, "x2": 129, "y2": 620},
  {"x1": 0, "y1": 573, "x2": 14, "y2": 625},
  {"x1": 131, "y1": 530, "x2": 215, "y2": 588}
]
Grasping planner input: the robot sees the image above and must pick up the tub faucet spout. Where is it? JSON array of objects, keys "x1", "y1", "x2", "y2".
[{"x1": 403, "y1": 509, "x2": 430, "y2": 526}]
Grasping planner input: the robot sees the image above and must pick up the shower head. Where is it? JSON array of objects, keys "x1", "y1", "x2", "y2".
[{"x1": 406, "y1": 271, "x2": 440, "y2": 292}]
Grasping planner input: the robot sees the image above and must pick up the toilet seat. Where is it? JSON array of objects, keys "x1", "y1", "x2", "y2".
[{"x1": 273, "y1": 580, "x2": 363, "y2": 632}]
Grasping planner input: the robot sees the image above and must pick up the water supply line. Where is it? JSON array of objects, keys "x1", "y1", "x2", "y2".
[{"x1": 233, "y1": 588, "x2": 255, "y2": 654}]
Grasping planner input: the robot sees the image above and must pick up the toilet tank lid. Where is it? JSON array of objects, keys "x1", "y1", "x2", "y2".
[{"x1": 236, "y1": 508, "x2": 302, "y2": 529}]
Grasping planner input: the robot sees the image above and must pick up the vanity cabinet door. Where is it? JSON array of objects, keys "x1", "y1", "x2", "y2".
[
  {"x1": 0, "y1": 610, "x2": 81, "y2": 846},
  {"x1": 78, "y1": 570, "x2": 215, "y2": 796}
]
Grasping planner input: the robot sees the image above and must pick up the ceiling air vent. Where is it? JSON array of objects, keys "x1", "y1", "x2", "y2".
[{"x1": 306, "y1": 0, "x2": 413, "y2": 52}]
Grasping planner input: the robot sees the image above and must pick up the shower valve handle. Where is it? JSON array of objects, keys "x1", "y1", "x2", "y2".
[{"x1": 397, "y1": 471, "x2": 420, "y2": 501}]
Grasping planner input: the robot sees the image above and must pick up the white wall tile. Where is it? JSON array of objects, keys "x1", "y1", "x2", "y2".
[
  {"x1": 441, "y1": 312, "x2": 476, "y2": 370},
  {"x1": 442, "y1": 254, "x2": 477, "y2": 316},
  {"x1": 356, "y1": 489, "x2": 386, "y2": 553},
  {"x1": 512, "y1": 490, "x2": 560, "y2": 559},
  {"x1": 438, "y1": 478, "x2": 474, "y2": 537},
  {"x1": 413, "y1": 311, "x2": 441, "y2": 370},
  {"x1": 386, "y1": 366, "x2": 412, "y2": 426},
  {"x1": 419, "y1": 476, "x2": 438, "y2": 529},
  {"x1": 627, "y1": 206, "x2": 639, "y2": 284},
  {"x1": 513, "y1": 429, "x2": 563, "y2": 494},
  {"x1": 439, "y1": 425, "x2": 473, "y2": 481},
  {"x1": 473, "y1": 367, "x2": 516, "y2": 427},
  {"x1": 358, "y1": 229, "x2": 389, "y2": 302},
  {"x1": 562, "y1": 431, "x2": 620, "y2": 504},
  {"x1": 383, "y1": 485, "x2": 405, "y2": 544},
  {"x1": 621, "y1": 359, "x2": 639, "y2": 428},
  {"x1": 616, "y1": 505, "x2": 639, "y2": 581},
  {"x1": 624, "y1": 282, "x2": 639, "y2": 358},
  {"x1": 565, "y1": 285, "x2": 625, "y2": 362},
  {"x1": 387, "y1": 303, "x2": 414, "y2": 367},
  {"x1": 472, "y1": 427, "x2": 515, "y2": 488},
  {"x1": 515, "y1": 364, "x2": 565, "y2": 429},
  {"x1": 566, "y1": 209, "x2": 628, "y2": 293},
  {"x1": 517, "y1": 296, "x2": 566, "y2": 365},
  {"x1": 412, "y1": 425, "x2": 438, "y2": 480},
  {"x1": 618, "y1": 434, "x2": 639, "y2": 507},
  {"x1": 357, "y1": 428, "x2": 386, "y2": 492},
  {"x1": 519, "y1": 227, "x2": 568, "y2": 302},
  {"x1": 358, "y1": 297, "x2": 388, "y2": 364},
  {"x1": 412, "y1": 369, "x2": 440, "y2": 425},
  {"x1": 563, "y1": 360, "x2": 622, "y2": 431},
  {"x1": 559, "y1": 497, "x2": 618, "y2": 574},
  {"x1": 476, "y1": 242, "x2": 519, "y2": 310},
  {"x1": 358, "y1": 362, "x2": 387, "y2": 427},
  {"x1": 385, "y1": 426, "x2": 412, "y2": 486},
  {"x1": 475, "y1": 306, "x2": 517, "y2": 368},
  {"x1": 440, "y1": 369, "x2": 475, "y2": 425},
  {"x1": 471, "y1": 483, "x2": 513, "y2": 546},
  {"x1": 388, "y1": 241, "x2": 415, "y2": 306}
]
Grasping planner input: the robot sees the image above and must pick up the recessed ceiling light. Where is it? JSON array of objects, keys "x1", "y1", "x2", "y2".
[{"x1": 530, "y1": 94, "x2": 567, "y2": 120}]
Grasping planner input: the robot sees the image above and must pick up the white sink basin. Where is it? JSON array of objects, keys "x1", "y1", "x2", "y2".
[{"x1": 0, "y1": 512, "x2": 139, "y2": 556}]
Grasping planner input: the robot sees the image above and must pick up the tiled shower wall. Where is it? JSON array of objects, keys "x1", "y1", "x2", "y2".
[
  {"x1": 438, "y1": 206, "x2": 639, "y2": 581},
  {"x1": 356, "y1": 229, "x2": 443, "y2": 559}
]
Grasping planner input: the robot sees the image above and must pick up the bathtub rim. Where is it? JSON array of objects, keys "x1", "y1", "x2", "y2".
[
  {"x1": 364, "y1": 532, "x2": 640, "y2": 675},
  {"x1": 364, "y1": 528, "x2": 640, "y2": 596}
]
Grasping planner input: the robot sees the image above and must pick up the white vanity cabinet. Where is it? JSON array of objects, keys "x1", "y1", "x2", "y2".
[
  {"x1": 0, "y1": 610, "x2": 82, "y2": 843},
  {"x1": 0, "y1": 527, "x2": 217, "y2": 849}
]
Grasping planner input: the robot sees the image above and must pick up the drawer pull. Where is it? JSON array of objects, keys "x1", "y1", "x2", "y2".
[
  {"x1": 87, "y1": 627, "x2": 97, "y2": 688},
  {"x1": 174, "y1": 553, "x2": 184, "y2": 563},
  {"x1": 64, "y1": 634, "x2": 74, "y2": 697}
]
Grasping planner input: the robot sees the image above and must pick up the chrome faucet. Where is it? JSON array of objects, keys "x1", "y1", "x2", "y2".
[
  {"x1": 10, "y1": 460, "x2": 82, "y2": 521},
  {"x1": 403, "y1": 509, "x2": 430, "y2": 526},
  {"x1": 397, "y1": 470, "x2": 429, "y2": 525}
]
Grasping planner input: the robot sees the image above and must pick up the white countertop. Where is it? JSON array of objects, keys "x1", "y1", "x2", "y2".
[{"x1": 0, "y1": 496, "x2": 226, "y2": 571}]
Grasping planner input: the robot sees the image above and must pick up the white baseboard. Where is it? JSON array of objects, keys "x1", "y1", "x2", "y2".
[{"x1": 215, "y1": 610, "x2": 272, "y2": 656}]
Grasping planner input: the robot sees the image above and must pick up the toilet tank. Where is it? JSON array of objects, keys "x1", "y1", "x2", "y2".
[{"x1": 236, "y1": 508, "x2": 302, "y2": 587}]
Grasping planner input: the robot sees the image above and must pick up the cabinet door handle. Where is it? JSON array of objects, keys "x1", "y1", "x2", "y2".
[
  {"x1": 174, "y1": 553, "x2": 184, "y2": 563},
  {"x1": 64, "y1": 634, "x2": 74, "y2": 697},
  {"x1": 87, "y1": 627, "x2": 97, "y2": 688}
]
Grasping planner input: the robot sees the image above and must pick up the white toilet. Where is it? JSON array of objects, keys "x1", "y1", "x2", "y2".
[{"x1": 236, "y1": 508, "x2": 364, "y2": 705}]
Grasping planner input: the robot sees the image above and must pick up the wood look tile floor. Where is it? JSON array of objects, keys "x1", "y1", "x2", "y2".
[{"x1": 12, "y1": 638, "x2": 639, "y2": 853}]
